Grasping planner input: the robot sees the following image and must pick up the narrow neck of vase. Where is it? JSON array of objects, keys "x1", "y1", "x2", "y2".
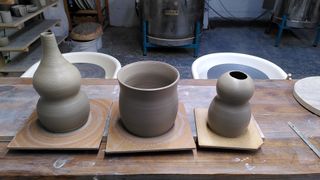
[{"x1": 40, "y1": 32, "x2": 62, "y2": 64}]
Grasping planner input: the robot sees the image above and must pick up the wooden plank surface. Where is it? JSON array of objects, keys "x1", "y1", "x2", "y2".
[
  {"x1": 76, "y1": 10, "x2": 98, "y2": 15},
  {"x1": 106, "y1": 102, "x2": 196, "y2": 154},
  {"x1": 8, "y1": 99, "x2": 111, "y2": 150},
  {"x1": 0, "y1": 0, "x2": 58, "y2": 28},
  {"x1": 0, "y1": 0, "x2": 15, "y2": 5},
  {"x1": 0, "y1": 20, "x2": 60, "y2": 52},
  {"x1": 0, "y1": 78, "x2": 319, "y2": 178},
  {"x1": 195, "y1": 109, "x2": 263, "y2": 150}
]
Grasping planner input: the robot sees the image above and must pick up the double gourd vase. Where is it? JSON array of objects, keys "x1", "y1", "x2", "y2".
[
  {"x1": 33, "y1": 32, "x2": 90, "y2": 133},
  {"x1": 208, "y1": 71, "x2": 254, "y2": 137}
]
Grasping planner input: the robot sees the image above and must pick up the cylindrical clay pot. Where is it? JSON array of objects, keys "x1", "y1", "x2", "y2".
[
  {"x1": 33, "y1": 32, "x2": 90, "y2": 133},
  {"x1": 208, "y1": 71, "x2": 254, "y2": 137},
  {"x1": 117, "y1": 61, "x2": 180, "y2": 137}
]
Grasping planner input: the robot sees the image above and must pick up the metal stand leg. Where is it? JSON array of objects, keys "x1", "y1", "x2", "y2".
[
  {"x1": 194, "y1": 21, "x2": 200, "y2": 57},
  {"x1": 313, "y1": 25, "x2": 320, "y2": 47},
  {"x1": 142, "y1": 20, "x2": 147, "y2": 56},
  {"x1": 265, "y1": 13, "x2": 274, "y2": 34},
  {"x1": 275, "y1": 15, "x2": 287, "y2": 47}
]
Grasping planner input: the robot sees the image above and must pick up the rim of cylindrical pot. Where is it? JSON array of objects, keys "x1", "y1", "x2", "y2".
[{"x1": 117, "y1": 61, "x2": 180, "y2": 92}]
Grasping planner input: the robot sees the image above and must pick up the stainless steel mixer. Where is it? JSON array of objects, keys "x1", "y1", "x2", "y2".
[
  {"x1": 141, "y1": 0, "x2": 204, "y2": 47},
  {"x1": 272, "y1": 0, "x2": 320, "y2": 28}
]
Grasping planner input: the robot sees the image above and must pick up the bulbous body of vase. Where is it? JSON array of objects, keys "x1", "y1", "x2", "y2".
[
  {"x1": 33, "y1": 32, "x2": 90, "y2": 133},
  {"x1": 208, "y1": 71, "x2": 254, "y2": 137},
  {"x1": 117, "y1": 61, "x2": 180, "y2": 137}
]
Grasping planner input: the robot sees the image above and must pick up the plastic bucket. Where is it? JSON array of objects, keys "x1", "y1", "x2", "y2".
[{"x1": 71, "y1": 36, "x2": 102, "y2": 52}]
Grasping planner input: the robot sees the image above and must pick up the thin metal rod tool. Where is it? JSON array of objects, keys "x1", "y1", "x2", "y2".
[{"x1": 288, "y1": 121, "x2": 320, "y2": 158}]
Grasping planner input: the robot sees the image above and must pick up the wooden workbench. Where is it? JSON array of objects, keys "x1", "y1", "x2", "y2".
[{"x1": 0, "y1": 78, "x2": 319, "y2": 179}]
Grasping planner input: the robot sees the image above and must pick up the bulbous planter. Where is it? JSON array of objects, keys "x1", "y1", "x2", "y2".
[
  {"x1": 208, "y1": 71, "x2": 254, "y2": 137},
  {"x1": 117, "y1": 61, "x2": 180, "y2": 137},
  {"x1": 33, "y1": 32, "x2": 90, "y2": 133}
]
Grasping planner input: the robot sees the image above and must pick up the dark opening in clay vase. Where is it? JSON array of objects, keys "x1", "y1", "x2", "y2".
[
  {"x1": 117, "y1": 61, "x2": 180, "y2": 137},
  {"x1": 208, "y1": 71, "x2": 254, "y2": 138},
  {"x1": 33, "y1": 32, "x2": 90, "y2": 133}
]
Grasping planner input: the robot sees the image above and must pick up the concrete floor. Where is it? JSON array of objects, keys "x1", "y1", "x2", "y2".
[
  {"x1": 96, "y1": 24, "x2": 320, "y2": 79},
  {"x1": 3, "y1": 23, "x2": 319, "y2": 79}
]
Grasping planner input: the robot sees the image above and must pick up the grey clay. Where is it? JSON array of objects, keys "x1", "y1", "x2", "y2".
[
  {"x1": 208, "y1": 71, "x2": 254, "y2": 137},
  {"x1": 117, "y1": 61, "x2": 180, "y2": 137},
  {"x1": 33, "y1": 32, "x2": 90, "y2": 133}
]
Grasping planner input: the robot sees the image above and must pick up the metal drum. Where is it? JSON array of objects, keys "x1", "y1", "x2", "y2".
[
  {"x1": 272, "y1": 0, "x2": 320, "y2": 28},
  {"x1": 141, "y1": 0, "x2": 204, "y2": 46}
]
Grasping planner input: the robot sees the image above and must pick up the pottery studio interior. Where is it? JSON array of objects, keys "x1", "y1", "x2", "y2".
[{"x1": 0, "y1": 0, "x2": 320, "y2": 179}]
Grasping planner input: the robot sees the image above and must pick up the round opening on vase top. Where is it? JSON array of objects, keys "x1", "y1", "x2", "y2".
[
  {"x1": 230, "y1": 71, "x2": 247, "y2": 80},
  {"x1": 118, "y1": 61, "x2": 180, "y2": 137},
  {"x1": 216, "y1": 71, "x2": 254, "y2": 104}
]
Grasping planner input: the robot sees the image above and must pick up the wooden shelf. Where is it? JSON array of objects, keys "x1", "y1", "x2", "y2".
[
  {"x1": 0, "y1": 0, "x2": 65, "y2": 74},
  {"x1": 0, "y1": 20, "x2": 60, "y2": 52},
  {"x1": 76, "y1": 10, "x2": 98, "y2": 15},
  {"x1": 0, "y1": 0, "x2": 58, "y2": 29},
  {"x1": 0, "y1": 0, "x2": 15, "y2": 5},
  {"x1": 0, "y1": 35, "x2": 67, "y2": 73},
  {"x1": 65, "y1": 0, "x2": 108, "y2": 30}
]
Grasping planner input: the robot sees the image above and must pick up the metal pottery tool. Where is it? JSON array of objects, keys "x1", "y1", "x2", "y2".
[{"x1": 288, "y1": 121, "x2": 320, "y2": 159}]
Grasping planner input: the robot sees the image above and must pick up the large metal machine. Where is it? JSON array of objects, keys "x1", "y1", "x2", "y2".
[
  {"x1": 139, "y1": 0, "x2": 204, "y2": 57},
  {"x1": 271, "y1": 0, "x2": 320, "y2": 46},
  {"x1": 272, "y1": 0, "x2": 320, "y2": 28}
]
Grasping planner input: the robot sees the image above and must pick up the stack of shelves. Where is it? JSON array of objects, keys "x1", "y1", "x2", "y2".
[{"x1": 0, "y1": 0, "x2": 67, "y2": 73}]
